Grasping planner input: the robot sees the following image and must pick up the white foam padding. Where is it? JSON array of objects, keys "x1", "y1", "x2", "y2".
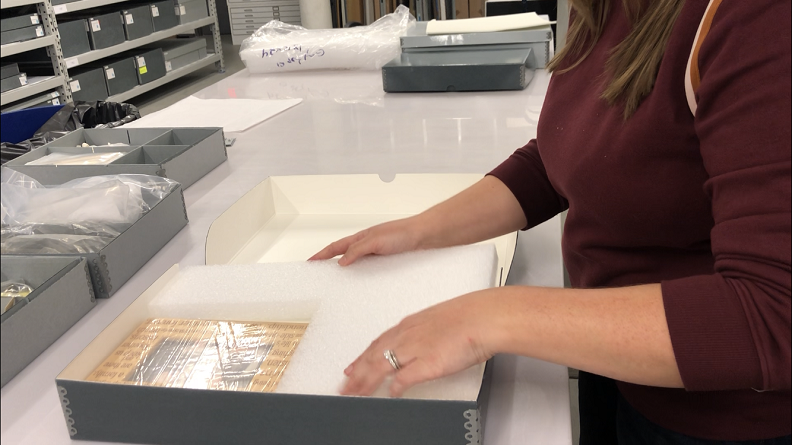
[{"x1": 149, "y1": 244, "x2": 498, "y2": 401}]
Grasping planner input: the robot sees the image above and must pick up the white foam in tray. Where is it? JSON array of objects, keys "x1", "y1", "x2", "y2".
[{"x1": 149, "y1": 244, "x2": 498, "y2": 401}]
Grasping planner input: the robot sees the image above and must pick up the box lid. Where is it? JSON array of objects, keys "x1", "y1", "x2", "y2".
[{"x1": 401, "y1": 22, "x2": 552, "y2": 49}]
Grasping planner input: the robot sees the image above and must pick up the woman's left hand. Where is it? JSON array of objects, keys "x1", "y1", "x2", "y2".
[{"x1": 341, "y1": 289, "x2": 504, "y2": 397}]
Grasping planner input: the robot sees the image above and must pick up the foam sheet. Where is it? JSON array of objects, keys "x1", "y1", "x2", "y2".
[{"x1": 149, "y1": 244, "x2": 498, "y2": 401}]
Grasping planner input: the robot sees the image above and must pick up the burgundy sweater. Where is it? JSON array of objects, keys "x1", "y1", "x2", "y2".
[{"x1": 489, "y1": 0, "x2": 791, "y2": 440}]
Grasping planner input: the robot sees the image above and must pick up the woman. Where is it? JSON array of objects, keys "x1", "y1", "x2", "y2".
[{"x1": 311, "y1": 0, "x2": 791, "y2": 443}]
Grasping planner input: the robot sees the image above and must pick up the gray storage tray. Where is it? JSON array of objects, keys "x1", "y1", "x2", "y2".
[
  {"x1": 0, "y1": 14, "x2": 41, "y2": 32},
  {"x1": 150, "y1": 0, "x2": 180, "y2": 31},
  {"x1": 6, "y1": 127, "x2": 227, "y2": 189},
  {"x1": 382, "y1": 48, "x2": 535, "y2": 92},
  {"x1": 174, "y1": 0, "x2": 209, "y2": 24},
  {"x1": 401, "y1": 22, "x2": 552, "y2": 48},
  {"x1": 122, "y1": 5, "x2": 154, "y2": 41},
  {"x1": 401, "y1": 23, "x2": 552, "y2": 68},
  {"x1": 133, "y1": 48, "x2": 167, "y2": 84},
  {"x1": 102, "y1": 57, "x2": 139, "y2": 96},
  {"x1": 0, "y1": 74, "x2": 26, "y2": 93},
  {"x1": 58, "y1": 19, "x2": 92, "y2": 59},
  {"x1": 1, "y1": 63, "x2": 20, "y2": 79},
  {"x1": 86, "y1": 12, "x2": 126, "y2": 50},
  {"x1": 1, "y1": 256, "x2": 95, "y2": 387},
  {"x1": 167, "y1": 47, "x2": 205, "y2": 71},
  {"x1": 56, "y1": 358, "x2": 493, "y2": 444},
  {"x1": 1, "y1": 25, "x2": 43, "y2": 45},
  {"x1": 3, "y1": 185, "x2": 188, "y2": 299},
  {"x1": 69, "y1": 67, "x2": 109, "y2": 102}
]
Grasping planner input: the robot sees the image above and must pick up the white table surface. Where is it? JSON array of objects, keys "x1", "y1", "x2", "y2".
[{"x1": 1, "y1": 68, "x2": 571, "y2": 445}]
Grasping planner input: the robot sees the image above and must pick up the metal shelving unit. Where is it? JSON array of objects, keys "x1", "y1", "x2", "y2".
[
  {"x1": 1, "y1": 34, "x2": 56, "y2": 57},
  {"x1": 0, "y1": 0, "x2": 40, "y2": 8},
  {"x1": 2, "y1": 0, "x2": 223, "y2": 109},
  {"x1": 64, "y1": 17, "x2": 214, "y2": 68},
  {"x1": 1, "y1": 0, "x2": 72, "y2": 107},
  {"x1": 51, "y1": 0, "x2": 125, "y2": 14},
  {"x1": 107, "y1": 53, "x2": 220, "y2": 102}
]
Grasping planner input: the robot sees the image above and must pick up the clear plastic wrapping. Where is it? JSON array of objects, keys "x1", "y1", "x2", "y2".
[
  {"x1": 240, "y1": 5, "x2": 415, "y2": 73},
  {"x1": 87, "y1": 318, "x2": 307, "y2": 392},
  {"x1": 1, "y1": 168, "x2": 179, "y2": 254}
]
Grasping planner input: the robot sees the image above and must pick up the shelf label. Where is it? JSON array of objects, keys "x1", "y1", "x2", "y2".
[
  {"x1": 70, "y1": 80, "x2": 81, "y2": 92},
  {"x1": 91, "y1": 19, "x2": 101, "y2": 32},
  {"x1": 53, "y1": 5, "x2": 67, "y2": 13},
  {"x1": 137, "y1": 56, "x2": 146, "y2": 67},
  {"x1": 105, "y1": 68, "x2": 116, "y2": 79},
  {"x1": 151, "y1": 5, "x2": 159, "y2": 16},
  {"x1": 181, "y1": 5, "x2": 187, "y2": 15},
  {"x1": 51, "y1": 92, "x2": 59, "y2": 98},
  {"x1": 19, "y1": 74, "x2": 28, "y2": 85},
  {"x1": 35, "y1": 26, "x2": 44, "y2": 37},
  {"x1": 66, "y1": 58, "x2": 79, "y2": 68},
  {"x1": 165, "y1": 61, "x2": 172, "y2": 72},
  {"x1": 125, "y1": 13, "x2": 134, "y2": 24},
  {"x1": 52, "y1": 98, "x2": 60, "y2": 105},
  {"x1": 139, "y1": 66, "x2": 148, "y2": 75},
  {"x1": 30, "y1": 15, "x2": 40, "y2": 24}
]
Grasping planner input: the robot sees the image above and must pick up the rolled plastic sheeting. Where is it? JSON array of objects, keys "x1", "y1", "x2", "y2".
[{"x1": 241, "y1": 6, "x2": 415, "y2": 74}]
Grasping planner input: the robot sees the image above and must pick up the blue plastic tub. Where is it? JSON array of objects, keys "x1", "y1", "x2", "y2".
[{"x1": 0, "y1": 104, "x2": 64, "y2": 144}]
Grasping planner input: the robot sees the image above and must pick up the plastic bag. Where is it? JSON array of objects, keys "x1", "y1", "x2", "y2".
[
  {"x1": 1, "y1": 234, "x2": 113, "y2": 255},
  {"x1": 240, "y1": 5, "x2": 415, "y2": 73},
  {"x1": 1, "y1": 169, "x2": 179, "y2": 241}
]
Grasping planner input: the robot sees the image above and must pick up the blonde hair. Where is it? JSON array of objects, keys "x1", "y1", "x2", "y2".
[{"x1": 548, "y1": 0, "x2": 687, "y2": 118}]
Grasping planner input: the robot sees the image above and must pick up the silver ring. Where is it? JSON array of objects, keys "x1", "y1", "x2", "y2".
[{"x1": 384, "y1": 349, "x2": 401, "y2": 371}]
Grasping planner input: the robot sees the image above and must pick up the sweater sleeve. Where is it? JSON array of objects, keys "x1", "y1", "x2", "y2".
[
  {"x1": 488, "y1": 139, "x2": 569, "y2": 229},
  {"x1": 661, "y1": 0, "x2": 791, "y2": 392}
]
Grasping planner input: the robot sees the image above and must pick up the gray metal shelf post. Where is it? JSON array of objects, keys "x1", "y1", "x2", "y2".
[{"x1": 37, "y1": 0, "x2": 73, "y2": 103}]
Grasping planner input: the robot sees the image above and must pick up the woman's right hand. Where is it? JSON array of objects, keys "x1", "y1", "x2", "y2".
[{"x1": 309, "y1": 217, "x2": 424, "y2": 266}]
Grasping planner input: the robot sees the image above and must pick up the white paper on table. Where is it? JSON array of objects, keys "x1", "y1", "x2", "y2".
[
  {"x1": 124, "y1": 96, "x2": 303, "y2": 132},
  {"x1": 425, "y1": 12, "x2": 554, "y2": 35}
]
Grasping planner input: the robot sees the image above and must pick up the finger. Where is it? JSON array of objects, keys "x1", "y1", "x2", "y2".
[
  {"x1": 340, "y1": 351, "x2": 393, "y2": 396},
  {"x1": 342, "y1": 344, "x2": 415, "y2": 396},
  {"x1": 308, "y1": 233, "x2": 361, "y2": 261},
  {"x1": 338, "y1": 239, "x2": 376, "y2": 266},
  {"x1": 390, "y1": 358, "x2": 439, "y2": 398}
]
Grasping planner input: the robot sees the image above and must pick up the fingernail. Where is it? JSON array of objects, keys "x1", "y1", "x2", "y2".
[{"x1": 344, "y1": 364, "x2": 353, "y2": 375}]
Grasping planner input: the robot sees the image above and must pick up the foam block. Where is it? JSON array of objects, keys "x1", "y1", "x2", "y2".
[{"x1": 149, "y1": 244, "x2": 498, "y2": 401}]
